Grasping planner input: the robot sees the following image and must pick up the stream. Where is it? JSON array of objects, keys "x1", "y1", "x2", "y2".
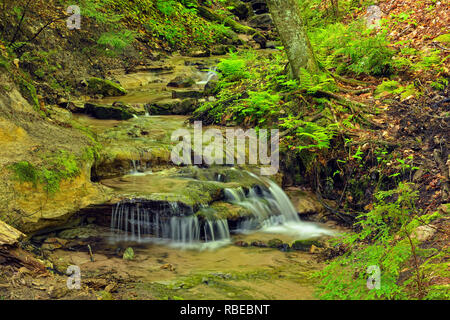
[{"x1": 44, "y1": 53, "x2": 340, "y2": 300}]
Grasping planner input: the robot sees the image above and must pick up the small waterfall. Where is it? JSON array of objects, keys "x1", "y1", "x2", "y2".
[
  {"x1": 225, "y1": 172, "x2": 335, "y2": 238},
  {"x1": 196, "y1": 67, "x2": 218, "y2": 85},
  {"x1": 130, "y1": 160, "x2": 139, "y2": 174},
  {"x1": 110, "y1": 199, "x2": 230, "y2": 248}
]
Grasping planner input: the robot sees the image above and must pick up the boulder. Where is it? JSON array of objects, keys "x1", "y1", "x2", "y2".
[
  {"x1": 251, "y1": 240, "x2": 267, "y2": 247},
  {"x1": 268, "y1": 238, "x2": 283, "y2": 248},
  {"x1": 285, "y1": 189, "x2": 325, "y2": 215},
  {"x1": 413, "y1": 225, "x2": 437, "y2": 242},
  {"x1": 248, "y1": 13, "x2": 273, "y2": 30},
  {"x1": 145, "y1": 98, "x2": 197, "y2": 115},
  {"x1": 187, "y1": 48, "x2": 211, "y2": 58},
  {"x1": 211, "y1": 45, "x2": 235, "y2": 56},
  {"x1": 234, "y1": 240, "x2": 249, "y2": 247},
  {"x1": 172, "y1": 89, "x2": 204, "y2": 99},
  {"x1": 291, "y1": 240, "x2": 323, "y2": 252},
  {"x1": 84, "y1": 102, "x2": 134, "y2": 120},
  {"x1": 252, "y1": 32, "x2": 267, "y2": 49},
  {"x1": 230, "y1": 1, "x2": 251, "y2": 20},
  {"x1": 86, "y1": 77, "x2": 127, "y2": 96},
  {"x1": 167, "y1": 76, "x2": 195, "y2": 88},
  {"x1": 250, "y1": 0, "x2": 269, "y2": 14},
  {"x1": 364, "y1": 5, "x2": 384, "y2": 29}
]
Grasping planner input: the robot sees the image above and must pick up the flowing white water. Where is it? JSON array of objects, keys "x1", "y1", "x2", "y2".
[
  {"x1": 196, "y1": 67, "x2": 218, "y2": 85},
  {"x1": 110, "y1": 172, "x2": 333, "y2": 249},
  {"x1": 110, "y1": 200, "x2": 231, "y2": 249},
  {"x1": 225, "y1": 172, "x2": 335, "y2": 239}
]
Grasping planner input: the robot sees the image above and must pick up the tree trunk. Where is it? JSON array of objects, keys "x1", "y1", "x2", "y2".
[{"x1": 266, "y1": 0, "x2": 319, "y2": 81}]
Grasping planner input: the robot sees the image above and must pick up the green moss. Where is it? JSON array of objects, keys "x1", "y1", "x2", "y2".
[
  {"x1": 10, "y1": 150, "x2": 81, "y2": 195},
  {"x1": 10, "y1": 161, "x2": 39, "y2": 186},
  {"x1": 18, "y1": 77, "x2": 40, "y2": 110},
  {"x1": 291, "y1": 240, "x2": 322, "y2": 251},
  {"x1": 123, "y1": 247, "x2": 134, "y2": 260},
  {"x1": 268, "y1": 238, "x2": 283, "y2": 248},
  {"x1": 87, "y1": 77, "x2": 127, "y2": 96},
  {"x1": 434, "y1": 33, "x2": 450, "y2": 44}
]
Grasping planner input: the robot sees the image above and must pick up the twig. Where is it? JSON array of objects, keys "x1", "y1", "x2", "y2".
[{"x1": 87, "y1": 244, "x2": 94, "y2": 262}]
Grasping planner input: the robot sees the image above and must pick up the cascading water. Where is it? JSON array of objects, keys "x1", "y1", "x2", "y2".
[
  {"x1": 224, "y1": 173, "x2": 335, "y2": 239},
  {"x1": 110, "y1": 171, "x2": 333, "y2": 249},
  {"x1": 196, "y1": 67, "x2": 218, "y2": 85},
  {"x1": 110, "y1": 199, "x2": 230, "y2": 249}
]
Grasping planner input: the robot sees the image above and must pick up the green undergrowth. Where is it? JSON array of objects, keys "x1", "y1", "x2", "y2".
[
  {"x1": 65, "y1": 0, "x2": 234, "y2": 51},
  {"x1": 9, "y1": 149, "x2": 89, "y2": 194},
  {"x1": 315, "y1": 182, "x2": 449, "y2": 300}
]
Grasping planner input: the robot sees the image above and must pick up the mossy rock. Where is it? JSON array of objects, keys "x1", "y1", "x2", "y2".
[
  {"x1": 98, "y1": 290, "x2": 114, "y2": 300},
  {"x1": 84, "y1": 103, "x2": 133, "y2": 120},
  {"x1": 146, "y1": 98, "x2": 197, "y2": 115},
  {"x1": 199, "y1": 201, "x2": 253, "y2": 220},
  {"x1": 123, "y1": 247, "x2": 134, "y2": 260},
  {"x1": 87, "y1": 77, "x2": 127, "y2": 96},
  {"x1": 291, "y1": 240, "x2": 323, "y2": 251},
  {"x1": 268, "y1": 238, "x2": 283, "y2": 248}
]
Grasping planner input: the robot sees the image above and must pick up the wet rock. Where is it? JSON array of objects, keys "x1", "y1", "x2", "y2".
[
  {"x1": 285, "y1": 189, "x2": 325, "y2": 216},
  {"x1": 86, "y1": 77, "x2": 127, "y2": 97},
  {"x1": 250, "y1": 0, "x2": 269, "y2": 14},
  {"x1": 187, "y1": 48, "x2": 211, "y2": 58},
  {"x1": 167, "y1": 76, "x2": 195, "y2": 88},
  {"x1": 172, "y1": 89, "x2": 204, "y2": 99},
  {"x1": 84, "y1": 102, "x2": 134, "y2": 120},
  {"x1": 230, "y1": 1, "x2": 250, "y2": 20},
  {"x1": 123, "y1": 247, "x2": 134, "y2": 260},
  {"x1": 252, "y1": 32, "x2": 267, "y2": 49},
  {"x1": 248, "y1": 13, "x2": 273, "y2": 30},
  {"x1": 59, "y1": 101, "x2": 85, "y2": 113},
  {"x1": 310, "y1": 244, "x2": 322, "y2": 254},
  {"x1": 160, "y1": 263, "x2": 175, "y2": 271},
  {"x1": 48, "y1": 106, "x2": 73, "y2": 123},
  {"x1": 250, "y1": 240, "x2": 267, "y2": 247},
  {"x1": 204, "y1": 202, "x2": 253, "y2": 221},
  {"x1": 57, "y1": 225, "x2": 103, "y2": 240},
  {"x1": 234, "y1": 240, "x2": 249, "y2": 247},
  {"x1": 145, "y1": 98, "x2": 197, "y2": 115},
  {"x1": 268, "y1": 238, "x2": 283, "y2": 248},
  {"x1": 41, "y1": 237, "x2": 68, "y2": 251},
  {"x1": 211, "y1": 45, "x2": 235, "y2": 56},
  {"x1": 291, "y1": 240, "x2": 323, "y2": 252},
  {"x1": 112, "y1": 101, "x2": 147, "y2": 116}
]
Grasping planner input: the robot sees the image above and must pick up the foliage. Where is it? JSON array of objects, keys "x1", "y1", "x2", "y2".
[
  {"x1": 280, "y1": 116, "x2": 338, "y2": 152},
  {"x1": 375, "y1": 80, "x2": 421, "y2": 100},
  {"x1": 310, "y1": 20, "x2": 394, "y2": 76},
  {"x1": 96, "y1": 30, "x2": 136, "y2": 55},
  {"x1": 315, "y1": 182, "x2": 448, "y2": 300},
  {"x1": 217, "y1": 54, "x2": 249, "y2": 82}
]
